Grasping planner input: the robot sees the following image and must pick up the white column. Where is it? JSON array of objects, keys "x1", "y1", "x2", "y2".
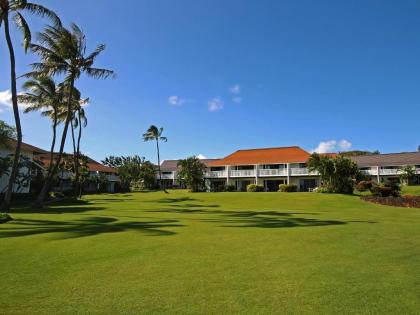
[
  {"x1": 376, "y1": 166, "x2": 380, "y2": 183},
  {"x1": 226, "y1": 166, "x2": 231, "y2": 185},
  {"x1": 255, "y1": 164, "x2": 259, "y2": 185},
  {"x1": 287, "y1": 163, "x2": 290, "y2": 185}
]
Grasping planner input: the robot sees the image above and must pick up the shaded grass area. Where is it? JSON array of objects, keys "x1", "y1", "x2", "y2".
[{"x1": 1, "y1": 190, "x2": 419, "y2": 314}]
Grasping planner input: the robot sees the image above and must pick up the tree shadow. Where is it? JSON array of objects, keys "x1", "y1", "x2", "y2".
[
  {"x1": 151, "y1": 197, "x2": 200, "y2": 203},
  {"x1": 9, "y1": 199, "x2": 107, "y2": 214},
  {"x1": 0, "y1": 216, "x2": 182, "y2": 239},
  {"x1": 148, "y1": 205, "x2": 376, "y2": 229}
]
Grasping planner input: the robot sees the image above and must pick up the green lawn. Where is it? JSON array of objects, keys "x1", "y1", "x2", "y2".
[{"x1": 1, "y1": 191, "x2": 419, "y2": 314}]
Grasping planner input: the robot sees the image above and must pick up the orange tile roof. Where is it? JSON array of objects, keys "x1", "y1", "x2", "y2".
[
  {"x1": 39, "y1": 154, "x2": 117, "y2": 174},
  {"x1": 5, "y1": 139, "x2": 48, "y2": 154},
  {"x1": 208, "y1": 146, "x2": 311, "y2": 166}
]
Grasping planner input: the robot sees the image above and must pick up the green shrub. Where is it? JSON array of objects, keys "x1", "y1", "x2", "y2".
[
  {"x1": 356, "y1": 180, "x2": 374, "y2": 192},
  {"x1": 279, "y1": 184, "x2": 297, "y2": 192},
  {"x1": 315, "y1": 186, "x2": 332, "y2": 193},
  {"x1": 369, "y1": 181, "x2": 401, "y2": 197},
  {"x1": 225, "y1": 184, "x2": 235, "y2": 192},
  {"x1": 246, "y1": 184, "x2": 264, "y2": 192}
]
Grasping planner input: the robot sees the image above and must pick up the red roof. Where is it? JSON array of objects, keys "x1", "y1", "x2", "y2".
[
  {"x1": 208, "y1": 146, "x2": 310, "y2": 166},
  {"x1": 5, "y1": 139, "x2": 48, "y2": 154},
  {"x1": 39, "y1": 153, "x2": 117, "y2": 174}
]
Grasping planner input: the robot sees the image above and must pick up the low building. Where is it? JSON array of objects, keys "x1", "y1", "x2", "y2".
[
  {"x1": 0, "y1": 140, "x2": 119, "y2": 194},
  {"x1": 350, "y1": 152, "x2": 420, "y2": 184},
  {"x1": 39, "y1": 153, "x2": 120, "y2": 193},
  {"x1": 0, "y1": 140, "x2": 47, "y2": 193},
  {"x1": 159, "y1": 159, "x2": 220, "y2": 189},
  {"x1": 159, "y1": 146, "x2": 420, "y2": 192}
]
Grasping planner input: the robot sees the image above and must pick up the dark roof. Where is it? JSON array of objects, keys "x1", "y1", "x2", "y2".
[
  {"x1": 350, "y1": 152, "x2": 420, "y2": 167},
  {"x1": 160, "y1": 159, "x2": 220, "y2": 172}
]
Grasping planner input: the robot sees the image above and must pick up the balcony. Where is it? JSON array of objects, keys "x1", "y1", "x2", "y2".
[
  {"x1": 205, "y1": 170, "x2": 227, "y2": 178},
  {"x1": 106, "y1": 174, "x2": 120, "y2": 181},
  {"x1": 258, "y1": 169, "x2": 287, "y2": 177},
  {"x1": 230, "y1": 169, "x2": 256, "y2": 177},
  {"x1": 290, "y1": 168, "x2": 318, "y2": 176},
  {"x1": 379, "y1": 169, "x2": 399, "y2": 176},
  {"x1": 159, "y1": 173, "x2": 175, "y2": 180},
  {"x1": 361, "y1": 169, "x2": 378, "y2": 175}
]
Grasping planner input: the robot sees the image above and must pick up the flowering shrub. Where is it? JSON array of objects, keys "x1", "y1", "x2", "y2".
[{"x1": 361, "y1": 195, "x2": 420, "y2": 208}]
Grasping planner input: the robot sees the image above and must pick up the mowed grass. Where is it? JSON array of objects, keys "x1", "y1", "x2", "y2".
[{"x1": 1, "y1": 191, "x2": 419, "y2": 314}]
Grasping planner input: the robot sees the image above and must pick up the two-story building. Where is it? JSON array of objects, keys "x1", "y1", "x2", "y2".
[{"x1": 206, "y1": 146, "x2": 319, "y2": 191}]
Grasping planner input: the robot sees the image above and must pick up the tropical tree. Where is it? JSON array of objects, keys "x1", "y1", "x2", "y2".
[
  {"x1": 177, "y1": 157, "x2": 206, "y2": 192},
  {"x1": 19, "y1": 76, "x2": 64, "y2": 177},
  {"x1": 26, "y1": 23, "x2": 114, "y2": 207},
  {"x1": 308, "y1": 153, "x2": 361, "y2": 194},
  {"x1": 0, "y1": 120, "x2": 16, "y2": 179},
  {"x1": 399, "y1": 165, "x2": 416, "y2": 185},
  {"x1": 102, "y1": 155, "x2": 156, "y2": 191},
  {"x1": 0, "y1": 120, "x2": 16, "y2": 148},
  {"x1": 0, "y1": 0, "x2": 61, "y2": 210},
  {"x1": 142, "y1": 125, "x2": 167, "y2": 189}
]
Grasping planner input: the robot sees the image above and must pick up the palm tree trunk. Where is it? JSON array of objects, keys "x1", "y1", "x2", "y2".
[
  {"x1": 156, "y1": 139, "x2": 162, "y2": 190},
  {"x1": 34, "y1": 76, "x2": 75, "y2": 208},
  {"x1": 47, "y1": 110, "x2": 58, "y2": 177},
  {"x1": 1, "y1": 13, "x2": 23, "y2": 211},
  {"x1": 70, "y1": 117, "x2": 78, "y2": 197},
  {"x1": 76, "y1": 109, "x2": 82, "y2": 198}
]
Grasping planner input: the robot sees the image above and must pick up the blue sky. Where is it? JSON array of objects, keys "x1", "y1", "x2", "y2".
[{"x1": 0, "y1": 0, "x2": 420, "y2": 162}]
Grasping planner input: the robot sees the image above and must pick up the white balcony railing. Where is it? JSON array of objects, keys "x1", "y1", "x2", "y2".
[
  {"x1": 258, "y1": 169, "x2": 287, "y2": 176},
  {"x1": 290, "y1": 168, "x2": 318, "y2": 176},
  {"x1": 159, "y1": 173, "x2": 175, "y2": 180},
  {"x1": 379, "y1": 169, "x2": 399, "y2": 176},
  {"x1": 361, "y1": 169, "x2": 378, "y2": 175},
  {"x1": 205, "y1": 170, "x2": 227, "y2": 178},
  {"x1": 230, "y1": 169, "x2": 256, "y2": 177}
]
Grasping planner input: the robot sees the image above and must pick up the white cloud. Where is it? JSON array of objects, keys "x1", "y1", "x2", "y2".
[
  {"x1": 0, "y1": 89, "x2": 30, "y2": 112},
  {"x1": 229, "y1": 84, "x2": 240, "y2": 94},
  {"x1": 312, "y1": 139, "x2": 352, "y2": 153},
  {"x1": 338, "y1": 139, "x2": 352, "y2": 151},
  {"x1": 232, "y1": 96, "x2": 242, "y2": 104},
  {"x1": 168, "y1": 95, "x2": 186, "y2": 106},
  {"x1": 0, "y1": 90, "x2": 12, "y2": 107},
  {"x1": 197, "y1": 154, "x2": 207, "y2": 159},
  {"x1": 208, "y1": 98, "x2": 224, "y2": 112}
]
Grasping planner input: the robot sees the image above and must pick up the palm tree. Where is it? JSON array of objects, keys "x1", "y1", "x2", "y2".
[
  {"x1": 26, "y1": 23, "x2": 114, "y2": 207},
  {"x1": 18, "y1": 76, "x2": 64, "y2": 178},
  {"x1": 142, "y1": 125, "x2": 167, "y2": 190},
  {"x1": 0, "y1": 0, "x2": 61, "y2": 210}
]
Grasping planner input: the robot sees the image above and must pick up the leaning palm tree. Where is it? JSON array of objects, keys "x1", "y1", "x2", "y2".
[
  {"x1": 26, "y1": 23, "x2": 114, "y2": 207},
  {"x1": 0, "y1": 0, "x2": 61, "y2": 210},
  {"x1": 142, "y1": 125, "x2": 167, "y2": 189},
  {"x1": 19, "y1": 76, "x2": 65, "y2": 178}
]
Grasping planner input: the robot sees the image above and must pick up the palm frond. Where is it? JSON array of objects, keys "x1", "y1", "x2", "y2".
[
  {"x1": 24, "y1": 2, "x2": 61, "y2": 26},
  {"x1": 12, "y1": 12, "x2": 31, "y2": 52},
  {"x1": 85, "y1": 67, "x2": 115, "y2": 79}
]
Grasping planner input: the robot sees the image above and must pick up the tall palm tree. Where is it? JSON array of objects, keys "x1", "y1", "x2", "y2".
[
  {"x1": 142, "y1": 125, "x2": 167, "y2": 189},
  {"x1": 26, "y1": 23, "x2": 114, "y2": 207},
  {"x1": 0, "y1": 0, "x2": 61, "y2": 210},
  {"x1": 18, "y1": 76, "x2": 64, "y2": 178}
]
